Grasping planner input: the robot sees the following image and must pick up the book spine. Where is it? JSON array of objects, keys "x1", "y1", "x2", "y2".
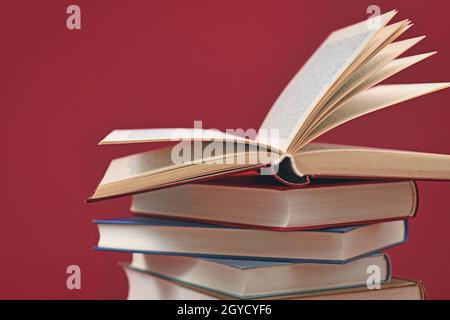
[
  {"x1": 383, "y1": 253, "x2": 392, "y2": 283},
  {"x1": 418, "y1": 281, "x2": 427, "y2": 300},
  {"x1": 410, "y1": 180, "x2": 419, "y2": 218}
]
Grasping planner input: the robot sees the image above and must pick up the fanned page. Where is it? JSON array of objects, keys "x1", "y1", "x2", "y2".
[
  {"x1": 292, "y1": 19, "x2": 413, "y2": 147},
  {"x1": 300, "y1": 82, "x2": 450, "y2": 148},
  {"x1": 353, "y1": 52, "x2": 437, "y2": 96},
  {"x1": 99, "y1": 12, "x2": 396, "y2": 152},
  {"x1": 293, "y1": 143, "x2": 450, "y2": 180},
  {"x1": 296, "y1": 35, "x2": 425, "y2": 139},
  {"x1": 295, "y1": 53, "x2": 437, "y2": 148},
  {"x1": 257, "y1": 10, "x2": 397, "y2": 152}
]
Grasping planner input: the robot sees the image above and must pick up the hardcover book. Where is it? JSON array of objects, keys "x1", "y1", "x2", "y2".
[
  {"x1": 88, "y1": 10, "x2": 450, "y2": 201},
  {"x1": 130, "y1": 174, "x2": 417, "y2": 229},
  {"x1": 124, "y1": 268, "x2": 426, "y2": 300},
  {"x1": 94, "y1": 217, "x2": 407, "y2": 263},
  {"x1": 128, "y1": 253, "x2": 391, "y2": 298}
]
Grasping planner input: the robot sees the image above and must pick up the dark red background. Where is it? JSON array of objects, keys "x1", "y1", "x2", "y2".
[{"x1": 1, "y1": 0, "x2": 449, "y2": 299}]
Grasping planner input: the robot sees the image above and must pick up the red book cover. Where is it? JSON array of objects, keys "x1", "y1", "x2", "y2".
[{"x1": 132, "y1": 171, "x2": 419, "y2": 231}]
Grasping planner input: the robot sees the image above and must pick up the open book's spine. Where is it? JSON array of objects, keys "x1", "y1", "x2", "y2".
[
  {"x1": 271, "y1": 156, "x2": 311, "y2": 186},
  {"x1": 272, "y1": 172, "x2": 310, "y2": 186}
]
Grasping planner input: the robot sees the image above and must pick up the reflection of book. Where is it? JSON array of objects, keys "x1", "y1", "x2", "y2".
[
  {"x1": 127, "y1": 253, "x2": 391, "y2": 299},
  {"x1": 88, "y1": 10, "x2": 450, "y2": 201},
  {"x1": 95, "y1": 217, "x2": 407, "y2": 263},
  {"x1": 130, "y1": 175, "x2": 417, "y2": 229},
  {"x1": 124, "y1": 266, "x2": 425, "y2": 300}
]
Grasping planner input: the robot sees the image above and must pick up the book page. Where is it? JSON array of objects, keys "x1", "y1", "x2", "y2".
[
  {"x1": 98, "y1": 143, "x2": 259, "y2": 185},
  {"x1": 90, "y1": 142, "x2": 280, "y2": 200},
  {"x1": 354, "y1": 52, "x2": 436, "y2": 95},
  {"x1": 300, "y1": 83, "x2": 450, "y2": 148},
  {"x1": 100, "y1": 128, "x2": 258, "y2": 146},
  {"x1": 291, "y1": 19, "x2": 412, "y2": 150},
  {"x1": 305, "y1": 35, "x2": 423, "y2": 130},
  {"x1": 293, "y1": 143, "x2": 450, "y2": 180},
  {"x1": 257, "y1": 11, "x2": 396, "y2": 152},
  {"x1": 98, "y1": 146, "x2": 178, "y2": 185}
]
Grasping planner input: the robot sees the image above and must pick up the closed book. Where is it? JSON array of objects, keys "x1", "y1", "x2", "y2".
[
  {"x1": 124, "y1": 267, "x2": 425, "y2": 300},
  {"x1": 131, "y1": 174, "x2": 417, "y2": 230},
  {"x1": 128, "y1": 253, "x2": 391, "y2": 299},
  {"x1": 94, "y1": 217, "x2": 407, "y2": 263}
]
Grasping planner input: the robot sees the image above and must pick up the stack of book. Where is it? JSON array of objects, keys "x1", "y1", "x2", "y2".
[
  {"x1": 96, "y1": 174, "x2": 426, "y2": 300},
  {"x1": 88, "y1": 11, "x2": 450, "y2": 300}
]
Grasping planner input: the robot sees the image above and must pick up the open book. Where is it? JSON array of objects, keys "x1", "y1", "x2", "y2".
[{"x1": 89, "y1": 10, "x2": 450, "y2": 201}]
